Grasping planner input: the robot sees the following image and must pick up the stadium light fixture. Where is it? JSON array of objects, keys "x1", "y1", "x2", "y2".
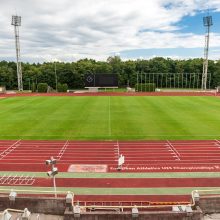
[
  {"x1": 45, "y1": 156, "x2": 58, "y2": 198},
  {"x1": 47, "y1": 167, "x2": 58, "y2": 177}
]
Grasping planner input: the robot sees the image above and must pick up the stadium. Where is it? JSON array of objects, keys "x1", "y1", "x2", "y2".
[{"x1": 1, "y1": 1, "x2": 220, "y2": 220}]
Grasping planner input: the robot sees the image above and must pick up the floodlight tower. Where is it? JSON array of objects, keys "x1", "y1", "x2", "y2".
[
  {"x1": 11, "y1": 15, "x2": 23, "y2": 91},
  {"x1": 202, "y1": 15, "x2": 213, "y2": 90}
]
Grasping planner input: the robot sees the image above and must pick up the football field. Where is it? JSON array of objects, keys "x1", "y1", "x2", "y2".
[{"x1": 0, "y1": 95, "x2": 220, "y2": 140}]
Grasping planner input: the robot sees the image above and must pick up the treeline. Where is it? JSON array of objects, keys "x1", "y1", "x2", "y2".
[{"x1": 0, "y1": 56, "x2": 220, "y2": 90}]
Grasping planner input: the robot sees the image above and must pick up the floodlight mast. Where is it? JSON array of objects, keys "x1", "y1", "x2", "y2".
[
  {"x1": 11, "y1": 15, "x2": 23, "y2": 91},
  {"x1": 202, "y1": 15, "x2": 213, "y2": 90}
]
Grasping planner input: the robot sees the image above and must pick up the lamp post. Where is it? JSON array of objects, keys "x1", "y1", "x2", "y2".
[
  {"x1": 45, "y1": 156, "x2": 58, "y2": 198},
  {"x1": 27, "y1": 78, "x2": 31, "y2": 91}
]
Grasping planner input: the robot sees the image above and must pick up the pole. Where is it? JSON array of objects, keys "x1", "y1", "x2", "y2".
[
  {"x1": 197, "y1": 73, "x2": 200, "y2": 90},
  {"x1": 189, "y1": 73, "x2": 192, "y2": 89},
  {"x1": 209, "y1": 73, "x2": 211, "y2": 89},
  {"x1": 178, "y1": 73, "x2": 180, "y2": 89},
  {"x1": 141, "y1": 73, "x2": 142, "y2": 92},
  {"x1": 160, "y1": 74, "x2": 163, "y2": 89},
  {"x1": 54, "y1": 62, "x2": 58, "y2": 92},
  {"x1": 193, "y1": 73, "x2": 196, "y2": 89},
  {"x1": 166, "y1": 74, "x2": 168, "y2": 88},
  {"x1": 156, "y1": 73, "x2": 159, "y2": 88},
  {"x1": 182, "y1": 73, "x2": 184, "y2": 89},
  {"x1": 28, "y1": 78, "x2": 30, "y2": 91},
  {"x1": 53, "y1": 176, "x2": 57, "y2": 198},
  {"x1": 202, "y1": 16, "x2": 213, "y2": 90},
  {"x1": 13, "y1": 20, "x2": 23, "y2": 91}
]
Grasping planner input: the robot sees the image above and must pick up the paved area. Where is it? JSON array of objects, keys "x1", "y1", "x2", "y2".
[
  {"x1": 10, "y1": 213, "x2": 63, "y2": 219},
  {"x1": 204, "y1": 214, "x2": 220, "y2": 219}
]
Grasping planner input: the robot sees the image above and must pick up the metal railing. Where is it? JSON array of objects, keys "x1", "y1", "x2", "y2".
[{"x1": 0, "y1": 188, "x2": 220, "y2": 211}]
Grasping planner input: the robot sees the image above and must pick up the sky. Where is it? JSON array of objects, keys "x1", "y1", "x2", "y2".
[{"x1": 0, "y1": 0, "x2": 220, "y2": 63}]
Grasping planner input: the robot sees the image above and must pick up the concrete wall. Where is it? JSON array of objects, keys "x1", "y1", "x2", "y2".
[
  {"x1": 0, "y1": 195, "x2": 65, "y2": 215},
  {"x1": 199, "y1": 195, "x2": 220, "y2": 214},
  {"x1": 2, "y1": 194, "x2": 219, "y2": 220},
  {"x1": 67, "y1": 211, "x2": 202, "y2": 220}
]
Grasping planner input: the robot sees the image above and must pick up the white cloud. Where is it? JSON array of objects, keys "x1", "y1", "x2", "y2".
[{"x1": 0, "y1": 0, "x2": 220, "y2": 62}]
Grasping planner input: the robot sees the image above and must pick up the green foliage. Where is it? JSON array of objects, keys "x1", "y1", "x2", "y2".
[
  {"x1": 37, "y1": 83, "x2": 48, "y2": 93},
  {"x1": 62, "y1": 83, "x2": 68, "y2": 92},
  {"x1": 135, "y1": 83, "x2": 156, "y2": 92},
  {"x1": 57, "y1": 83, "x2": 68, "y2": 92},
  {"x1": 32, "y1": 83, "x2": 36, "y2": 92},
  {"x1": 1, "y1": 57, "x2": 220, "y2": 90}
]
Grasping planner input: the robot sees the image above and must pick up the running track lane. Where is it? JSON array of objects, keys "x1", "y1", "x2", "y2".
[
  {"x1": 4, "y1": 177, "x2": 220, "y2": 188},
  {"x1": 1, "y1": 140, "x2": 220, "y2": 172}
]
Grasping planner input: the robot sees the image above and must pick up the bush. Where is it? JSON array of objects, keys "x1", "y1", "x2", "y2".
[
  {"x1": 135, "y1": 83, "x2": 156, "y2": 92},
  {"x1": 37, "y1": 83, "x2": 48, "y2": 93},
  {"x1": 62, "y1": 83, "x2": 68, "y2": 92},
  {"x1": 57, "y1": 83, "x2": 68, "y2": 92}
]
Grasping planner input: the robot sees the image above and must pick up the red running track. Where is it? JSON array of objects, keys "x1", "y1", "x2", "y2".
[
  {"x1": 0, "y1": 91, "x2": 218, "y2": 97},
  {"x1": 3, "y1": 177, "x2": 219, "y2": 188},
  {"x1": 1, "y1": 140, "x2": 220, "y2": 172}
]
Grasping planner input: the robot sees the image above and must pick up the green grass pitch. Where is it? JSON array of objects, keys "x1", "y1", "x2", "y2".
[{"x1": 0, "y1": 96, "x2": 220, "y2": 140}]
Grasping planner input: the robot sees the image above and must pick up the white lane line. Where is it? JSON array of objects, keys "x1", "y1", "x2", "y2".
[{"x1": 166, "y1": 140, "x2": 181, "y2": 161}]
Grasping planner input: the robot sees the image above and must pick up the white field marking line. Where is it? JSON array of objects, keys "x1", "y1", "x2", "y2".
[
  {"x1": 2, "y1": 175, "x2": 11, "y2": 184},
  {"x1": 119, "y1": 141, "x2": 215, "y2": 144},
  {"x1": 166, "y1": 140, "x2": 181, "y2": 161},
  {"x1": 108, "y1": 96, "x2": 111, "y2": 137},
  {"x1": 114, "y1": 141, "x2": 120, "y2": 161},
  {"x1": 56, "y1": 140, "x2": 69, "y2": 161},
  {"x1": 0, "y1": 139, "x2": 21, "y2": 160},
  {"x1": 1, "y1": 161, "x2": 220, "y2": 166},
  {"x1": 2, "y1": 160, "x2": 220, "y2": 165}
]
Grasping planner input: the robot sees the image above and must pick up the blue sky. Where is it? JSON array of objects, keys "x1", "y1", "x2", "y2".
[
  {"x1": 118, "y1": 10, "x2": 220, "y2": 60},
  {"x1": 0, "y1": 0, "x2": 220, "y2": 62}
]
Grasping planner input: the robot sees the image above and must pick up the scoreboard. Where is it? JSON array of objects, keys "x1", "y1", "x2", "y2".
[{"x1": 85, "y1": 74, "x2": 118, "y2": 87}]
